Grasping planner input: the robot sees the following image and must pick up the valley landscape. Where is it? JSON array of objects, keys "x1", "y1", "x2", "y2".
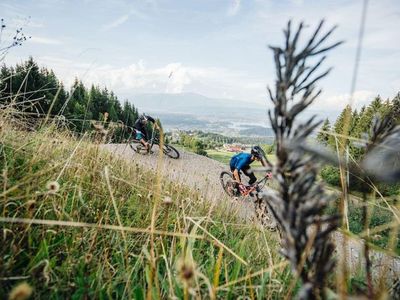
[{"x1": 1, "y1": 1, "x2": 400, "y2": 299}]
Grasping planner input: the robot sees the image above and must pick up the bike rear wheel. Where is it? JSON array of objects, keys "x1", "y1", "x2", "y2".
[
  {"x1": 220, "y1": 171, "x2": 238, "y2": 197},
  {"x1": 163, "y1": 144, "x2": 180, "y2": 159},
  {"x1": 128, "y1": 140, "x2": 140, "y2": 152}
]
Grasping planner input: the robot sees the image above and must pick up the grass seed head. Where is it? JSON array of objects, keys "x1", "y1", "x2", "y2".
[
  {"x1": 25, "y1": 200, "x2": 36, "y2": 211},
  {"x1": 177, "y1": 258, "x2": 195, "y2": 282},
  {"x1": 8, "y1": 282, "x2": 32, "y2": 300},
  {"x1": 163, "y1": 196, "x2": 173, "y2": 205},
  {"x1": 46, "y1": 181, "x2": 60, "y2": 194},
  {"x1": 85, "y1": 253, "x2": 93, "y2": 263}
]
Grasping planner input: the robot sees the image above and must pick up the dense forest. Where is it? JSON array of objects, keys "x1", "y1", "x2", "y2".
[
  {"x1": 317, "y1": 94, "x2": 400, "y2": 195},
  {"x1": 0, "y1": 57, "x2": 139, "y2": 140}
]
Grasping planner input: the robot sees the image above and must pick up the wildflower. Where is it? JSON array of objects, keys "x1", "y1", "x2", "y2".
[
  {"x1": 162, "y1": 196, "x2": 173, "y2": 205},
  {"x1": 8, "y1": 282, "x2": 32, "y2": 300},
  {"x1": 46, "y1": 181, "x2": 60, "y2": 194}
]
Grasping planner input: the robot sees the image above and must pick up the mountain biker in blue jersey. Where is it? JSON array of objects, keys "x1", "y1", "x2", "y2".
[
  {"x1": 134, "y1": 113, "x2": 160, "y2": 153},
  {"x1": 230, "y1": 146, "x2": 270, "y2": 193}
]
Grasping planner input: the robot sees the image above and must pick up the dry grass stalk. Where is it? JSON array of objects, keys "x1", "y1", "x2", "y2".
[{"x1": 261, "y1": 20, "x2": 343, "y2": 299}]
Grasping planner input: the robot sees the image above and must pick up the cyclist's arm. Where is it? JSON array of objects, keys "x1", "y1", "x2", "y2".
[
  {"x1": 260, "y1": 156, "x2": 272, "y2": 168},
  {"x1": 260, "y1": 157, "x2": 273, "y2": 178},
  {"x1": 233, "y1": 169, "x2": 241, "y2": 183}
]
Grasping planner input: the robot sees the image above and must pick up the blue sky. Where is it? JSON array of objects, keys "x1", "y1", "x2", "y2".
[{"x1": 1, "y1": 0, "x2": 399, "y2": 117}]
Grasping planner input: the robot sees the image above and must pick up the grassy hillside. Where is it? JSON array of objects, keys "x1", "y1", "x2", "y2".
[{"x1": 0, "y1": 122, "x2": 291, "y2": 299}]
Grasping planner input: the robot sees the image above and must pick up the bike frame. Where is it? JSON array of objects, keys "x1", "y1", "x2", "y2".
[
  {"x1": 238, "y1": 174, "x2": 270, "y2": 197},
  {"x1": 128, "y1": 124, "x2": 180, "y2": 159},
  {"x1": 130, "y1": 126, "x2": 157, "y2": 149}
]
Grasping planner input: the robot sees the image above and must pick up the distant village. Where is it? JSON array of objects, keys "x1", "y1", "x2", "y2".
[{"x1": 222, "y1": 143, "x2": 248, "y2": 152}]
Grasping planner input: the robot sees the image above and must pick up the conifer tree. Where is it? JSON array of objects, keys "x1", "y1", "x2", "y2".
[{"x1": 316, "y1": 118, "x2": 331, "y2": 146}]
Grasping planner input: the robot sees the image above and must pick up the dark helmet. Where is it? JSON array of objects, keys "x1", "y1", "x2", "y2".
[
  {"x1": 141, "y1": 113, "x2": 149, "y2": 121},
  {"x1": 251, "y1": 145, "x2": 265, "y2": 159}
]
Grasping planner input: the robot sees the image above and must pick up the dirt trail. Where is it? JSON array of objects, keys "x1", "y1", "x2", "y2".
[
  {"x1": 104, "y1": 144, "x2": 256, "y2": 220},
  {"x1": 103, "y1": 144, "x2": 400, "y2": 281}
]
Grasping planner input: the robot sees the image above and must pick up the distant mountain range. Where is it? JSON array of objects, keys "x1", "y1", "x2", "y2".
[{"x1": 130, "y1": 92, "x2": 273, "y2": 137}]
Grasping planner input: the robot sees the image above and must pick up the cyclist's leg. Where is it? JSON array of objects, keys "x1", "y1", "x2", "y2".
[
  {"x1": 139, "y1": 138, "x2": 148, "y2": 148},
  {"x1": 142, "y1": 132, "x2": 151, "y2": 152},
  {"x1": 135, "y1": 131, "x2": 148, "y2": 151},
  {"x1": 134, "y1": 131, "x2": 147, "y2": 152},
  {"x1": 243, "y1": 166, "x2": 257, "y2": 185}
]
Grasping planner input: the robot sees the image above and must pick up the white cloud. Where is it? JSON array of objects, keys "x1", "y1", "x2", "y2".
[
  {"x1": 30, "y1": 36, "x2": 63, "y2": 45},
  {"x1": 102, "y1": 8, "x2": 149, "y2": 30},
  {"x1": 81, "y1": 62, "x2": 222, "y2": 95},
  {"x1": 312, "y1": 90, "x2": 376, "y2": 113},
  {"x1": 227, "y1": 0, "x2": 241, "y2": 16},
  {"x1": 103, "y1": 14, "x2": 130, "y2": 30},
  {"x1": 31, "y1": 56, "x2": 268, "y2": 103}
]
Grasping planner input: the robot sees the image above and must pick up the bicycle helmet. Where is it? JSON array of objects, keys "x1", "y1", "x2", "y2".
[{"x1": 251, "y1": 145, "x2": 265, "y2": 159}]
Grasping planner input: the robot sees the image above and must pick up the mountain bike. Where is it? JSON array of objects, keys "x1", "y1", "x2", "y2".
[
  {"x1": 220, "y1": 170, "x2": 276, "y2": 229},
  {"x1": 128, "y1": 127, "x2": 180, "y2": 159}
]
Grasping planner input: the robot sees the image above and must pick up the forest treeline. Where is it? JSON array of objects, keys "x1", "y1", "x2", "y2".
[
  {"x1": 316, "y1": 94, "x2": 400, "y2": 195},
  {"x1": 0, "y1": 57, "x2": 139, "y2": 140},
  {"x1": 1, "y1": 57, "x2": 399, "y2": 196}
]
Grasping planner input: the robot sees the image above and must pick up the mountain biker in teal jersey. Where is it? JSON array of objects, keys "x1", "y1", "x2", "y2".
[
  {"x1": 229, "y1": 146, "x2": 270, "y2": 192},
  {"x1": 134, "y1": 113, "x2": 160, "y2": 153}
]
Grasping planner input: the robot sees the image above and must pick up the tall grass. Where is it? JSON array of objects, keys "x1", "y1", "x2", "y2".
[{"x1": 0, "y1": 118, "x2": 292, "y2": 298}]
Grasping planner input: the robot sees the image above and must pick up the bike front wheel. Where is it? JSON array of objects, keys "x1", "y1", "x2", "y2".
[{"x1": 162, "y1": 144, "x2": 180, "y2": 159}]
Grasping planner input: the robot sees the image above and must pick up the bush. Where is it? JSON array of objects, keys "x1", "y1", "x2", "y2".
[
  {"x1": 195, "y1": 148, "x2": 208, "y2": 156},
  {"x1": 376, "y1": 182, "x2": 400, "y2": 196},
  {"x1": 320, "y1": 165, "x2": 341, "y2": 186},
  {"x1": 262, "y1": 144, "x2": 275, "y2": 154},
  {"x1": 320, "y1": 166, "x2": 399, "y2": 196}
]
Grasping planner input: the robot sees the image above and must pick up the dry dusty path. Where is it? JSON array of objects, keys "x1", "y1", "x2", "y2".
[
  {"x1": 103, "y1": 144, "x2": 400, "y2": 282},
  {"x1": 103, "y1": 144, "x2": 257, "y2": 220}
]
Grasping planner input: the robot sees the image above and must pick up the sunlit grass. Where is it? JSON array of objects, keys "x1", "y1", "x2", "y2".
[{"x1": 0, "y1": 120, "x2": 290, "y2": 299}]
